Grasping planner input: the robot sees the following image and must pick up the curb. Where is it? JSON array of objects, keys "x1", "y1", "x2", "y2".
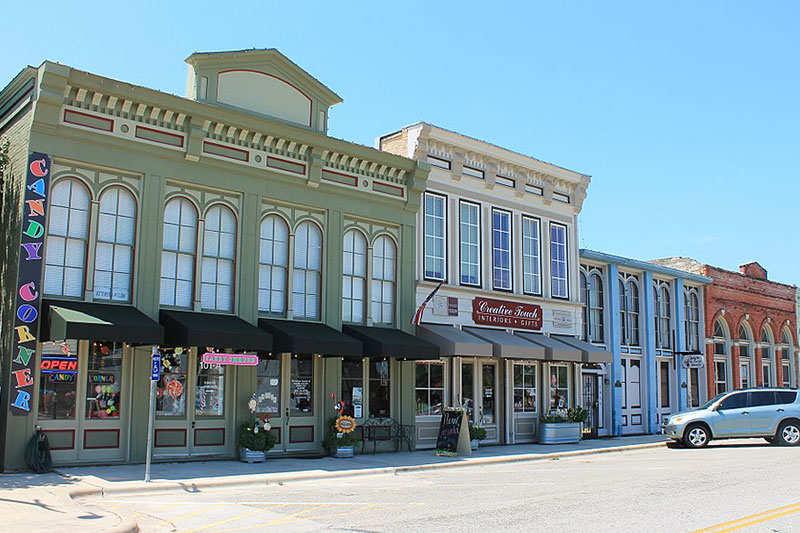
[{"x1": 68, "y1": 440, "x2": 666, "y2": 500}]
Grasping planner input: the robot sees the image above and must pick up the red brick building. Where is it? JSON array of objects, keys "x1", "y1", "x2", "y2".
[{"x1": 652, "y1": 258, "x2": 798, "y2": 396}]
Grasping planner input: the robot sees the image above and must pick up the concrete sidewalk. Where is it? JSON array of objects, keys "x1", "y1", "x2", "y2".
[{"x1": 59, "y1": 434, "x2": 667, "y2": 499}]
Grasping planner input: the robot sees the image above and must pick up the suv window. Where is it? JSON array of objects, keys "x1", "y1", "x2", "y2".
[
  {"x1": 776, "y1": 391, "x2": 798, "y2": 404},
  {"x1": 749, "y1": 391, "x2": 776, "y2": 407},
  {"x1": 719, "y1": 393, "x2": 748, "y2": 410}
]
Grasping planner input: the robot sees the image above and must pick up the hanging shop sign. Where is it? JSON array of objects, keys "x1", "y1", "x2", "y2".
[
  {"x1": 471, "y1": 297, "x2": 542, "y2": 330},
  {"x1": 682, "y1": 353, "x2": 705, "y2": 369},
  {"x1": 10, "y1": 153, "x2": 51, "y2": 415},
  {"x1": 202, "y1": 353, "x2": 259, "y2": 366}
]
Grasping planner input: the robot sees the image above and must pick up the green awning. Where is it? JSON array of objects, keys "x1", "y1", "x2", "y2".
[
  {"x1": 160, "y1": 310, "x2": 272, "y2": 351},
  {"x1": 342, "y1": 325, "x2": 440, "y2": 360},
  {"x1": 42, "y1": 299, "x2": 164, "y2": 344},
  {"x1": 259, "y1": 319, "x2": 362, "y2": 357}
]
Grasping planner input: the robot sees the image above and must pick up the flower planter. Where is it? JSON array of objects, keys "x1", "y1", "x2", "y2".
[
  {"x1": 239, "y1": 447, "x2": 266, "y2": 463},
  {"x1": 333, "y1": 445, "x2": 355, "y2": 458},
  {"x1": 470, "y1": 439, "x2": 480, "y2": 451},
  {"x1": 538, "y1": 422, "x2": 582, "y2": 444}
]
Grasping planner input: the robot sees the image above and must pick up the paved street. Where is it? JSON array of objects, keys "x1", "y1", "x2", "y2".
[{"x1": 76, "y1": 440, "x2": 800, "y2": 532}]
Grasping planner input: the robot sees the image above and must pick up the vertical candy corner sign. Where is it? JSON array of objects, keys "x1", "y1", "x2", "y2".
[{"x1": 10, "y1": 152, "x2": 50, "y2": 415}]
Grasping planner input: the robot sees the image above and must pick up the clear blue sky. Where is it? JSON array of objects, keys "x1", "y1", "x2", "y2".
[{"x1": 3, "y1": 1, "x2": 797, "y2": 285}]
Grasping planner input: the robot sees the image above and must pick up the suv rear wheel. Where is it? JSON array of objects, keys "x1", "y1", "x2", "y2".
[
  {"x1": 684, "y1": 424, "x2": 710, "y2": 448},
  {"x1": 776, "y1": 421, "x2": 800, "y2": 446}
]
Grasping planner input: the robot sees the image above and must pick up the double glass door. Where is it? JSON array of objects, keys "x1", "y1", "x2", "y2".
[
  {"x1": 621, "y1": 357, "x2": 644, "y2": 434},
  {"x1": 154, "y1": 347, "x2": 231, "y2": 457},
  {"x1": 254, "y1": 354, "x2": 320, "y2": 453},
  {"x1": 457, "y1": 359, "x2": 498, "y2": 443}
]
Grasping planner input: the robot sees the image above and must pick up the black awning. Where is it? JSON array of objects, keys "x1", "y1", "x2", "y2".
[
  {"x1": 160, "y1": 310, "x2": 272, "y2": 351},
  {"x1": 42, "y1": 299, "x2": 164, "y2": 344},
  {"x1": 258, "y1": 319, "x2": 362, "y2": 357},
  {"x1": 342, "y1": 325, "x2": 440, "y2": 360}
]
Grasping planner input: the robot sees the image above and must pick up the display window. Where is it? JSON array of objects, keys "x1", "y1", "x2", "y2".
[
  {"x1": 549, "y1": 365, "x2": 570, "y2": 411},
  {"x1": 255, "y1": 356, "x2": 280, "y2": 415},
  {"x1": 513, "y1": 363, "x2": 537, "y2": 413},
  {"x1": 38, "y1": 340, "x2": 79, "y2": 420},
  {"x1": 341, "y1": 359, "x2": 364, "y2": 418},
  {"x1": 415, "y1": 362, "x2": 445, "y2": 416},
  {"x1": 369, "y1": 360, "x2": 391, "y2": 417},
  {"x1": 157, "y1": 347, "x2": 188, "y2": 417},
  {"x1": 86, "y1": 341, "x2": 123, "y2": 419},
  {"x1": 290, "y1": 354, "x2": 313, "y2": 415},
  {"x1": 196, "y1": 356, "x2": 225, "y2": 417}
]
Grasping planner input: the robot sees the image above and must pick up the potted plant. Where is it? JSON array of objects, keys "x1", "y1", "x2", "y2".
[
  {"x1": 239, "y1": 418, "x2": 277, "y2": 463},
  {"x1": 538, "y1": 406, "x2": 588, "y2": 444},
  {"x1": 323, "y1": 416, "x2": 360, "y2": 458},
  {"x1": 469, "y1": 424, "x2": 487, "y2": 450}
]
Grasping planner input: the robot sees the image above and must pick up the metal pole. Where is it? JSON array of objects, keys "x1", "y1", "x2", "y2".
[{"x1": 144, "y1": 378, "x2": 156, "y2": 482}]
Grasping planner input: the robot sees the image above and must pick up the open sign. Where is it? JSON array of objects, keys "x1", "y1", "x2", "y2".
[{"x1": 40, "y1": 357, "x2": 78, "y2": 372}]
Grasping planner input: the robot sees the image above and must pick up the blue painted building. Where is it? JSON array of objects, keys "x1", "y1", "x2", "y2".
[{"x1": 578, "y1": 250, "x2": 712, "y2": 436}]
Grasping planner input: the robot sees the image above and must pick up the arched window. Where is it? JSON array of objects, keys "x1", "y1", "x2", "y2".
[
  {"x1": 44, "y1": 178, "x2": 91, "y2": 297},
  {"x1": 653, "y1": 282, "x2": 671, "y2": 349},
  {"x1": 372, "y1": 236, "x2": 396, "y2": 326},
  {"x1": 781, "y1": 328, "x2": 794, "y2": 387},
  {"x1": 684, "y1": 289, "x2": 700, "y2": 352},
  {"x1": 619, "y1": 276, "x2": 640, "y2": 346},
  {"x1": 580, "y1": 270, "x2": 589, "y2": 340},
  {"x1": 342, "y1": 229, "x2": 367, "y2": 323},
  {"x1": 258, "y1": 215, "x2": 289, "y2": 315},
  {"x1": 160, "y1": 198, "x2": 197, "y2": 308},
  {"x1": 589, "y1": 272, "x2": 604, "y2": 343},
  {"x1": 201, "y1": 205, "x2": 236, "y2": 312},
  {"x1": 738, "y1": 323, "x2": 753, "y2": 388},
  {"x1": 713, "y1": 318, "x2": 730, "y2": 395},
  {"x1": 293, "y1": 221, "x2": 322, "y2": 320},
  {"x1": 93, "y1": 187, "x2": 136, "y2": 302},
  {"x1": 619, "y1": 279, "x2": 627, "y2": 343}
]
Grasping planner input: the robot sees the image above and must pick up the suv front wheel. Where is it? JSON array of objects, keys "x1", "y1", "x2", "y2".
[
  {"x1": 684, "y1": 424, "x2": 710, "y2": 448},
  {"x1": 776, "y1": 421, "x2": 800, "y2": 446}
]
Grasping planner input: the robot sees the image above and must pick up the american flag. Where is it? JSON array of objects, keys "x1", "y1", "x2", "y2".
[{"x1": 411, "y1": 281, "x2": 444, "y2": 325}]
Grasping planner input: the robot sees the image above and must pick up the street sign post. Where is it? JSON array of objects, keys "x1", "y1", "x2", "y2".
[{"x1": 145, "y1": 347, "x2": 160, "y2": 482}]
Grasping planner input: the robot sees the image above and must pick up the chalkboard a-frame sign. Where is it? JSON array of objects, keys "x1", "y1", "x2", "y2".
[{"x1": 435, "y1": 408, "x2": 472, "y2": 456}]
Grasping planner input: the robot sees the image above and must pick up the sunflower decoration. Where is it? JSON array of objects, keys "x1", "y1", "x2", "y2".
[{"x1": 334, "y1": 415, "x2": 357, "y2": 434}]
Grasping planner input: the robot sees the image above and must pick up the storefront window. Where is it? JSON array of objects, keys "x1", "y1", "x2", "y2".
[
  {"x1": 157, "y1": 347, "x2": 188, "y2": 417},
  {"x1": 196, "y1": 356, "x2": 225, "y2": 417},
  {"x1": 86, "y1": 341, "x2": 123, "y2": 419},
  {"x1": 342, "y1": 359, "x2": 364, "y2": 418},
  {"x1": 415, "y1": 362, "x2": 444, "y2": 416},
  {"x1": 461, "y1": 362, "x2": 474, "y2": 421},
  {"x1": 38, "y1": 341, "x2": 79, "y2": 420},
  {"x1": 513, "y1": 363, "x2": 537, "y2": 413},
  {"x1": 689, "y1": 368, "x2": 700, "y2": 408},
  {"x1": 369, "y1": 360, "x2": 391, "y2": 417},
  {"x1": 255, "y1": 356, "x2": 280, "y2": 415},
  {"x1": 290, "y1": 354, "x2": 313, "y2": 415},
  {"x1": 549, "y1": 365, "x2": 569, "y2": 411},
  {"x1": 715, "y1": 360, "x2": 728, "y2": 394},
  {"x1": 482, "y1": 364, "x2": 496, "y2": 424}
]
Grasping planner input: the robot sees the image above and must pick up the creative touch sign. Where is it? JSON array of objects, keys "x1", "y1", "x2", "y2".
[
  {"x1": 10, "y1": 153, "x2": 51, "y2": 415},
  {"x1": 201, "y1": 353, "x2": 259, "y2": 366},
  {"x1": 471, "y1": 297, "x2": 542, "y2": 330}
]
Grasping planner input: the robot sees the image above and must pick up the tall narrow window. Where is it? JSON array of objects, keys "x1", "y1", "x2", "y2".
[
  {"x1": 781, "y1": 330, "x2": 794, "y2": 387},
  {"x1": 372, "y1": 236, "x2": 396, "y2": 326},
  {"x1": 160, "y1": 198, "x2": 197, "y2": 308},
  {"x1": 342, "y1": 229, "x2": 367, "y2": 324},
  {"x1": 762, "y1": 326, "x2": 774, "y2": 387},
  {"x1": 550, "y1": 223, "x2": 568, "y2": 298},
  {"x1": 44, "y1": 178, "x2": 91, "y2": 297},
  {"x1": 684, "y1": 289, "x2": 700, "y2": 351},
  {"x1": 589, "y1": 272, "x2": 604, "y2": 343},
  {"x1": 522, "y1": 216, "x2": 541, "y2": 295},
  {"x1": 94, "y1": 187, "x2": 136, "y2": 302},
  {"x1": 626, "y1": 280, "x2": 640, "y2": 345},
  {"x1": 201, "y1": 205, "x2": 236, "y2": 312},
  {"x1": 293, "y1": 221, "x2": 322, "y2": 320},
  {"x1": 258, "y1": 215, "x2": 289, "y2": 315},
  {"x1": 459, "y1": 201, "x2": 480, "y2": 286},
  {"x1": 580, "y1": 271, "x2": 589, "y2": 340},
  {"x1": 492, "y1": 208, "x2": 512, "y2": 290},
  {"x1": 423, "y1": 193, "x2": 446, "y2": 280},
  {"x1": 653, "y1": 283, "x2": 671, "y2": 349},
  {"x1": 619, "y1": 279, "x2": 627, "y2": 343}
]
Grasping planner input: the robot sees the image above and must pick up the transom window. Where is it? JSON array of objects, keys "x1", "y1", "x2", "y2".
[
  {"x1": 93, "y1": 187, "x2": 136, "y2": 302},
  {"x1": 491, "y1": 209, "x2": 512, "y2": 290},
  {"x1": 258, "y1": 215, "x2": 289, "y2": 315},
  {"x1": 459, "y1": 201, "x2": 480, "y2": 286},
  {"x1": 522, "y1": 216, "x2": 541, "y2": 295},
  {"x1": 160, "y1": 197, "x2": 197, "y2": 308},
  {"x1": 342, "y1": 229, "x2": 367, "y2": 324},
  {"x1": 201, "y1": 205, "x2": 236, "y2": 312},
  {"x1": 371, "y1": 236, "x2": 396, "y2": 326},
  {"x1": 423, "y1": 193, "x2": 446, "y2": 281},
  {"x1": 550, "y1": 223, "x2": 568, "y2": 298},
  {"x1": 293, "y1": 221, "x2": 322, "y2": 320},
  {"x1": 44, "y1": 178, "x2": 91, "y2": 298}
]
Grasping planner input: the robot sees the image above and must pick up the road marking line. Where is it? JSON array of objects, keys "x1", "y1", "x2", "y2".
[
  {"x1": 167, "y1": 507, "x2": 216, "y2": 523},
  {"x1": 694, "y1": 502, "x2": 800, "y2": 532},
  {"x1": 215, "y1": 504, "x2": 381, "y2": 532},
  {"x1": 181, "y1": 508, "x2": 266, "y2": 533},
  {"x1": 102, "y1": 499, "x2": 398, "y2": 506}
]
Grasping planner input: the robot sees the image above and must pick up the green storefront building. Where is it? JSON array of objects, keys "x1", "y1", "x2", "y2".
[{"x1": 0, "y1": 49, "x2": 436, "y2": 469}]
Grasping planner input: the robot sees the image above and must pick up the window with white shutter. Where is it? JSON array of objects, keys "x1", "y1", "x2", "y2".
[
  {"x1": 160, "y1": 198, "x2": 197, "y2": 308},
  {"x1": 371, "y1": 236, "x2": 395, "y2": 326},
  {"x1": 292, "y1": 221, "x2": 322, "y2": 320},
  {"x1": 342, "y1": 229, "x2": 367, "y2": 324},
  {"x1": 93, "y1": 187, "x2": 136, "y2": 302},
  {"x1": 44, "y1": 178, "x2": 91, "y2": 298},
  {"x1": 258, "y1": 215, "x2": 289, "y2": 315},
  {"x1": 201, "y1": 205, "x2": 236, "y2": 312}
]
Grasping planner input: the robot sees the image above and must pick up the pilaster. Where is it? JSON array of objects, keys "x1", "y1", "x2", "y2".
[
  {"x1": 673, "y1": 278, "x2": 687, "y2": 410},
  {"x1": 607, "y1": 263, "x2": 623, "y2": 436},
  {"x1": 643, "y1": 271, "x2": 658, "y2": 433}
]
